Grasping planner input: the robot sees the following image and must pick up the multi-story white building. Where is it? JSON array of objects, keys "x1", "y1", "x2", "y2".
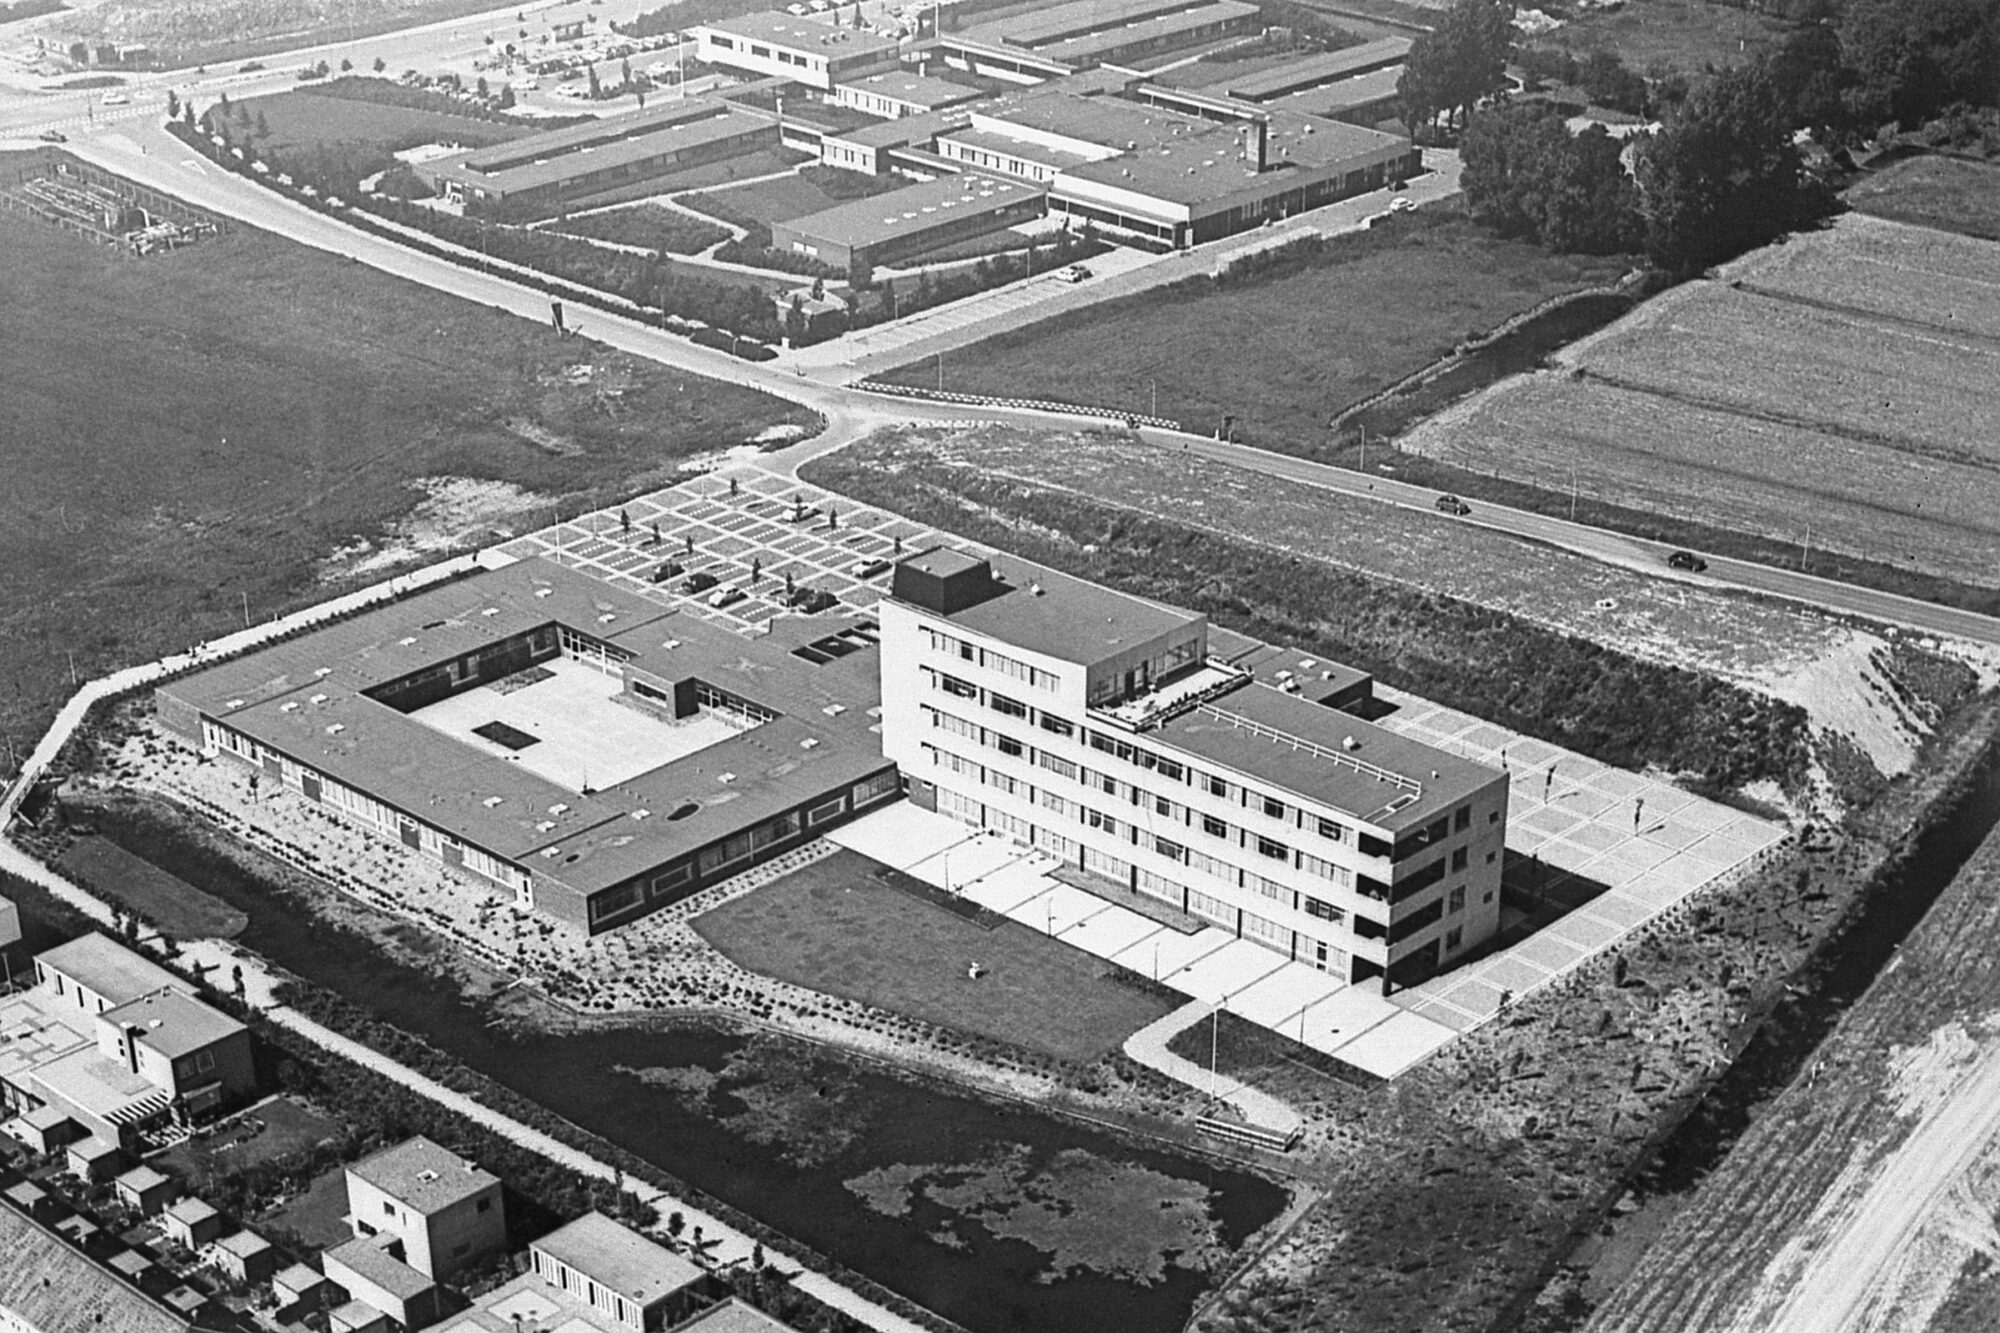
[{"x1": 879, "y1": 550, "x2": 1509, "y2": 994}]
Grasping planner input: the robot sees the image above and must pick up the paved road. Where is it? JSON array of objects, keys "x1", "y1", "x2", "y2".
[{"x1": 42, "y1": 117, "x2": 2000, "y2": 659}]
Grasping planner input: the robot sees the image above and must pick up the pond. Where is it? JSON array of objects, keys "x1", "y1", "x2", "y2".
[{"x1": 86, "y1": 802, "x2": 1290, "y2": 1333}]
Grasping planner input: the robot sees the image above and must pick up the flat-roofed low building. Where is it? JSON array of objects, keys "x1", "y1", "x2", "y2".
[
  {"x1": 879, "y1": 547, "x2": 1508, "y2": 993},
  {"x1": 941, "y1": 0, "x2": 1256, "y2": 79},
  {"x1": 770, "y1": 172, "x2": 1044, "y2": 273},
  {"x1": 1220, "y1": 37, "x2": 1413, "y2": 101},
  {"x1": 154, "y1": 561, "x2": 897, "y2": 937},
  {"x1": 324, "y1": 1238, "x2": 442, "y2": 1330},
  {"x1": 162, "y1": 1195, "x2": 225, "y2": 1250},
  {"x1": 834, "y1": 69, "x2": 982, "y2": 119},
  {"x1": 424, "y1": 99, "x2": 778, "y2": 214},
  {"x1": 114, "y1": 1163, "x2": 177, "y2": 1216},
  {"x1": 670, "y1": 1299, "x2": 796, "y2": 1333},
  {"x1": 35, "y1": 933, "x2": 182, "y2": 1018},
  {"x1": 331, "y1": 1298, "x2": 396, "y2": 1333},
  {"x1": 209, "y1": 1228, "x2": 277, "y2": 1286},
  {"x1": 272, "y1": 1261, "x2": 329, "y2": 1312},
  {"x1": 65, "y1": 1136, "x2": 123, "y2": 1184},
  {"x1": 688, "y1": 11, "x2": 901, "y2": 91},
  {"x1": 1052, "y1": 110, "x2": 1418, "y2": 247},
  {"x1": 528, "y1": 1212, "x2": 705, "y2": 1330}
]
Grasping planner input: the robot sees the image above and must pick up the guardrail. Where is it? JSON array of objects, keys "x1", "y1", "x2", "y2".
[{"x1": 852, "y1": 379, "x2": 1182, "y2": 430}]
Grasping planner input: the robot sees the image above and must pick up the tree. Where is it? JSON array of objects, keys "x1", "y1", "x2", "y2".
[
  {"x1": 497, "y1": 84, "x2": 516, "y2": 109},
  {"x1": 1839, "y1": 0, "x2": 2000, "y2": 129},
  {"x1": 1461, "y1": 103, "x2": 1642, "y2": 253},
  {"x1": 476, "y1": 74, "x2": 490, "y2": 98},
  {"x1": 852, "y1": 4, "x2": 864, "y2": 29},
  {"x1": 1765, "y1": 22, "x2": 1856, "y2": 140},
  {"x1": 340, "y1": 57, "x2": 353, "y2": 72},
  {"x1": 1397, "y1": 0, "x2": 1512, "y2": 136},
  {"x1": 1579, "y1": 50, "x2": 1646, "y2": 114},
  {"x1": 373, "y1": 55, "x2": 386, "y2": 72},
  {"x1": 255, "y1": 109, "x2": 270, "y2": 138},
  {"x1": 182, "y1": 102, "x2": 196, "y2": 129},
  {"x1": 166, "y1": 89, "x2": 180, "y2": 119},
  {"x1": 587, "y1": 63, "x2": 602, "y2": 99},
  {"x1": 1633, "y1": 63, "x2": 1837, "y2": 274}
]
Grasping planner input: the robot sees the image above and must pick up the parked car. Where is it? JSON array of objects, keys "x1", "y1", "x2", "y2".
[
  {"x1": 1056, "y1": 264, "x2": 1092, "y2": 283},
  {"x1": 683, "y1": 571, "x2": 719, "y2": 594},
  {"x1": 1390, "y1": 196, "x2": 1416, "y2": 213},
  {"x1": 853, "y1": 558, "x2": 891, "y2": 578},
  {"x1": 1435, "y1": 494, "x2": 1471, "y2": 516},
  {"x1": 37, "y1": 130, "x2": 65, "y2": 142},
  {"x1": 1666, "y1": 550, "x2": 1708, "y2": 572},
  {"x1": 101, "y1": 92, "x2": 129, "y2": 106},
  {"x1": 708, "y1": 587, "x2": 745, "y2": 608},
  {"x1": 648, "y1": 560, "x2": 685, "y2": 583}
]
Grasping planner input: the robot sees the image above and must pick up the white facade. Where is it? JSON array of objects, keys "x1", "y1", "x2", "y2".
[{"x1": 878, "y1": 560, "x2": 1507, "y2": 993}]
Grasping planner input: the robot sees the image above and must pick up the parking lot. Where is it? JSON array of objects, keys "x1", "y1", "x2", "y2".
[{"x1": 491, "y1": 466, "x2": 964, "y2": 633}]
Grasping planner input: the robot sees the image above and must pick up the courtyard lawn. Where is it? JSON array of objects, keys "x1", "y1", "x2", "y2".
[
  {"x1": 57, "y1": 836, "x2": 248, "y2": 939},
  {"x1": 260, "y1": 1165, "x2": 352, "y2": 1250},
  {"x1": 873, "y1": 209, "x2": 1632, "y2": 451},
  {"x1": 157, "y1": 1096, "x2": 342, "y2": 1180},
  {"x1": 694, "y1": 849, "x2": 1175, "y2": 1063}
]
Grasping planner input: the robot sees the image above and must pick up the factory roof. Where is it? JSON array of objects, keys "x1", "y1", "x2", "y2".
[
  {"x1": 1268, "y1": 65, "x2": 1405, "y2": 117},
  {"x1": 959, "y1": 0, "x2": 1208, "y2": 49},
  {"x1": 430, "y1": 99, "x2": 766, "y2": 194},
  {"x1": 1060, "y1": 110, "x2": 1408, "y2": 207},
  {"x1": 1035, "y1": 0, "x2": 1259, "y2": 64},
  {"x1": 777, "y1": 172, "x2": 1042, "y2": 249},
  {"x1": 973, "y1": 87, "x2": 1202, "y2": 152},
  {"x1": 839, "y1": 69, "x2": 982, "y2": 108},
  {"x1": 698, "y1": 9, "x2": 900, "y2": 58},
  {"x1": 1222, "y1": 36, "x2": 1413, "y2": 100}
]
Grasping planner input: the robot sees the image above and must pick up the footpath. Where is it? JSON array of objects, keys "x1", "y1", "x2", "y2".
[{"x1": 1125, "y1": 1001, "x2": 1305, "y2": 1138}]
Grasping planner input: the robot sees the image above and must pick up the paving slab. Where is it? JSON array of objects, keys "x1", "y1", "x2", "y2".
[
  {"x1": 1113, "y1": 926, "x2": 1232, "y2": 980},
  {"x1": 1230, "y1": 965, "x2": 1345, "y2": 1029},
  {"x1": 1335, "y1": 1010, "x2": 1459, "y2": 1078},
  {"x1": 825, "y1": 802, "x2": 975, "y2": 870},
  {"x1": 1168, "y1": 938, "x2": 1288, "y2": 1005}
]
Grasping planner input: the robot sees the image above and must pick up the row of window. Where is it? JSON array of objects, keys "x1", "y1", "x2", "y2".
[{"x1": 922, "y1": 628, "x2": 1061, "y2": 691}]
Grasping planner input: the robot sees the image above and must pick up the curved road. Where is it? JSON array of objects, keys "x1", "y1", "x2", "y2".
[{"x1": 21, "y1": 113, "x2": 2000, "y2": 657}]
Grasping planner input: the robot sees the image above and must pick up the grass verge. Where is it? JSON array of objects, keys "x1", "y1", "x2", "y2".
[{"x1": 1846, "y1": 152, "x2": 2000, "y2": 241}]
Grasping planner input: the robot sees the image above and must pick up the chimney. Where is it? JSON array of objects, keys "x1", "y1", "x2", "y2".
[
  {"x1": 123, "y1": 1023, "x2": 143, "y2": 1074},
  {"x1": 1254, "y1": 117, "x2": 1268, "y2": 171}
]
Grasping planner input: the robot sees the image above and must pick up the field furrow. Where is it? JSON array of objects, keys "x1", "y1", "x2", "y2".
[
  {"x1": 1719, "y1": 213, "x2": 2000, "y2": 341},
  {"x1": 1405, "y1": 376, "x2": 2000, "y2": 587},
  {"x1": 1559, "y1": 284, "x2": 2000, "y2": 463}
]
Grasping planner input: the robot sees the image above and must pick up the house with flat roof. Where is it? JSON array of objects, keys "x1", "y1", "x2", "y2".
[
  {"x1": 343, "y1": 1136, "x2": 504, "y2": 1281},
  {"x1": 324, "y1": 1237, "x2": 443, "y2": 1329},
  {"x1": 155, "y1": 561, "x2": 897, "y2": 936},
  {"x1": 528, "y1": 1212, "x2": 705, "y2": 1330},
  {"x1": 272, "y1": 1261, "x2": 330, "y2": 1312},
  {"x1": 35, "y1": 933, "x2": 182, "y2": 1018},
  {"x1": 688, "y1": 11, "x2": 901, "y2": 90},
  {"x1": 879, "y1": 548, "x2": 1509, "y2": 994},
  {"x1": 162, "y1": 1195, "x2": 225, "y2": 1250},
  {"x1": 669, "y1": 1300, "x2": 795, "y2": 1333},
  {"x1": 209, "y1": 1228, "x2": 277, "y2": 1285},
  {"x1": 114, "y1": 1163, "x2": 177, "y2": 1216}
]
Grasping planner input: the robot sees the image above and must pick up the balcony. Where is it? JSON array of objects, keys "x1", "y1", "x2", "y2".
[{"x1": 1092, "y1": 658, "x2": 1247, "y2": 732}]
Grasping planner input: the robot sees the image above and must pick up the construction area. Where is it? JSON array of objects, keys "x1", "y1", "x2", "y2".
[{"x1": 1, "y1": 154, "x2": 224, "y2": 255}]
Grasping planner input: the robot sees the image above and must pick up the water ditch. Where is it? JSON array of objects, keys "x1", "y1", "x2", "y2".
[{"x1": 81, "y1": 802, "x2": 1288, "y2": 1333}]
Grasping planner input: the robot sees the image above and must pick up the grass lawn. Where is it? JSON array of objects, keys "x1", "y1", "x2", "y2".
[
  {"x1": 875, "y1": 209, "x2": 1630, "y2": 449},
  {"x1": 220, "y1": 86, "x2": 530, "y2": 162},
  {"x1": 0, "y1": 203, "x2": 808, "y2": 771},
  {"x1": 57, "y1": 837, "x2": 247, "y2": 939},
  {"x1": 1548, "y1": 0, "x2": 1795, "y2": 77},
  {"x1": 690, "y1": 167, "x2": 904, "y2": 229},
  {"x1": 1846, "y1": 153, "x2": 2000, "y2": 241},
  {"x1": 157, "y1": 1096, "x2": 341, "y2": 1179},
  {"x1": 693, "y1": 849, "x2": 1175, "y2": 1062},
  {"x1": 260, "y1": 1164, "x2": 352, "y2": 1249}
]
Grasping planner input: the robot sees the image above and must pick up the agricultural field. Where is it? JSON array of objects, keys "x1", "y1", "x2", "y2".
[
  {"x1": 1404, "y1": 215, "x2": 2000, "y2": 591},
  {"x1": 1846, "y1": 154, "x2": 2000, "y2": 241},
  {"x1": 874, "y1": 211, "x2": 1633, "y2": 448},
  {"x1": 1580, "y1": 814, "x2": 2000, "y2": 1333},
  {"x1": 0, "y1": 205, "x2": 808, "y2": 776}
]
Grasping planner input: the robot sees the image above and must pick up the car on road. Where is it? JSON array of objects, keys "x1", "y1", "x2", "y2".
[
  {"x1": 1390, "y1": 196, "x2": 1416, "y2": 213},
  {"x1": 683, "y1": 571, "x2": 719, "y2": 594},
  {"x1": 1435, "y1": 494, "x2": 1471, "y2": 516},
  {"x1": 101, "y1": 92, "x2": 129, "y2": 106},
  {"x1": 708, "y1": 587, "x2": 746, "y2": 608},
  {"x1": 1667, "y1": 550, "x2": 1708, "y2": 573},
  {"x1": 1057, "y1": 264, "x2": 1092, "y2": 283},
  {"x1": 37, "y1": 130, "x2": 65, "y2": 142}
]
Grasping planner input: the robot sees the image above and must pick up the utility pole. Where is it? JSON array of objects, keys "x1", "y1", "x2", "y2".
[
  {"x1": 1802, "y1": 523, "x2": 1811, "y2": 571},
  {"x1": 1569, "y1": 466, "x2": 1578, "y2": 522},
  {"x1": 935, "y1": 351, "x2": 943, "y2": 392},
  {"x1": 1150, "y1": 378, "x2": 1157, "y2": 417},
  {"x1": 241, "y1": 591, "x2": 251, "y2": 627}
]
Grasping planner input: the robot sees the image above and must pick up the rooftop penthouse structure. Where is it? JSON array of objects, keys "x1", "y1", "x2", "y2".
[{"x1": 877, "y1": 550, "x2": 1509, "y2": 994}]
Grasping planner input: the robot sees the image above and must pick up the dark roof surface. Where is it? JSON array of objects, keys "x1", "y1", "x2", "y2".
[{"x1": 897, "y1": 549, "x2": 1200, "y2": 669}]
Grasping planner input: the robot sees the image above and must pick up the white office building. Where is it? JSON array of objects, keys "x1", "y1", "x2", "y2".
[{"x1": 878, "y1": 549, "x2": 1509, "y2": 994}]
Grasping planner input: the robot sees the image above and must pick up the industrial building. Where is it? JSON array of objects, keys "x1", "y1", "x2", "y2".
[
  {"x1": 832, "y1": 69, "x2": 984, "y2": 119},
  {"x1": 939, "y1": 0, "x2": 1261, "y2": 81},
  {"x1": 155, "y1": 561, "x2": 897, "y2": 936},
  {"x1": 877, "y1": 549, "x2": 1508, "y2": 994},
  {"x1": 769, "y1": 171, "x2": 1045, "y2": 271},
  {"x1": 687, "y1": 11, "x2": 902, "y2": 91},
  {"x1": 423, "y1": 99, "x2": 777, "y2": 213}
]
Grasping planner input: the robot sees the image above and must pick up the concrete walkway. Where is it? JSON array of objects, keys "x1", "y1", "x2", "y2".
[{"x1": 1125, "y1": 1001, "x2": 1304, "y2": 1138}]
